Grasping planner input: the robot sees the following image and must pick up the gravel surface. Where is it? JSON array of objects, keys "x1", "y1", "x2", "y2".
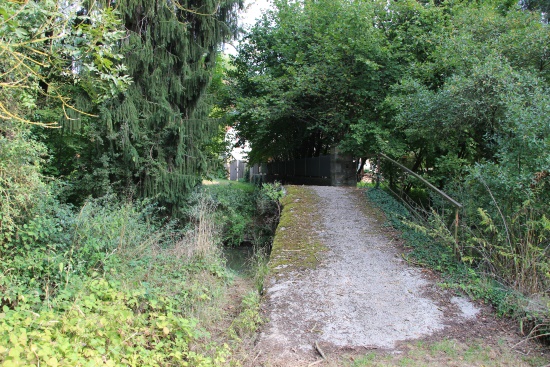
[{"x1": 254, "y1": 186, "x2": 479, "y2": 366}]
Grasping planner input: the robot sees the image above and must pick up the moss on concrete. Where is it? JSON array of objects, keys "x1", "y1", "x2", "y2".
[{"x1": 268, "y1": 186, "x2": 328, "y2": 277}]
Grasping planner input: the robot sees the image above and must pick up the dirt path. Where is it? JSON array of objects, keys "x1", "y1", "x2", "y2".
[{"x1": 251, "y1": 186, "x2": 547, "y2": 367}]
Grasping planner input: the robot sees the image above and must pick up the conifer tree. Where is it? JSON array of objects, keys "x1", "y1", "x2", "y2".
[{"x1": 89, "y1": 0, "x2": 242, "y2": 212}]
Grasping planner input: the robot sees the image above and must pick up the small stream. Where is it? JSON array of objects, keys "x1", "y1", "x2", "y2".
[{"x1": 223, "y1": 243, "x2": 255, "y2": 274}]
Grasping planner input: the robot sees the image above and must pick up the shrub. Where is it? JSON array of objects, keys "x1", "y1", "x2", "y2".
[
  {"x1": 192, "y1": 181, "x2": 282, "y2": 248},
  {"x1": 1, "y1": 190, "x2": 239, "y2": 365},
  {"x1": 193, "y1": 183, "x2": 256, "y2": 247},
  {"x1": 0, "y1": 278, "x2": 222, "y2": 367},
  {"x1": 0, "y1": 124, "x2": 49, "y2": 246}
]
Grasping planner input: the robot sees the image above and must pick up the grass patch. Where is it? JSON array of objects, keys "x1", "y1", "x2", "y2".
[
  {"x1": 357, "y1": 181, "x2": 376, "y2": 189},
  {"x1": 228, "y1": 290, "x2": 264, "y2": 342},
  {"x1": 202, "y1": 179, "x2": 256, "y2": 193},
  {"x1": 345, "y1": 338, "x2": 547, "y2": 367}
]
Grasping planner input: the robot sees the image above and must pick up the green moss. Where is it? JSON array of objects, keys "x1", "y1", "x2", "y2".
[{"x1": 269, "y1": 186, "x2": 328, "y2": 276}]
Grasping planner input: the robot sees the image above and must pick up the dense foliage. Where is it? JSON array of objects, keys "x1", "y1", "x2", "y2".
[
  {"x1": 230, "y1": 0, "x2": 550, "y2": 163},
  {"x1": 1, "y1": 0, "x2": 244, "y2": 250},
  {"x1": 0, "y1": 0, "x2": 130, "y2": 127},
  {"x1": 0, "y1": 184, "x2": 278, "y2": 366},
  {"x1": 1, "y1": 0, "x2": 130, "y2": 252},
  {"x1": 229, "y1": 0, "x2": 399, "y2": 162}
]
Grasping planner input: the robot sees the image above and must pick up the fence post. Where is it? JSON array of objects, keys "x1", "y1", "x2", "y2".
[
  {"x1": 375, "y1": 154, "x2": 381, "y2": 189},
  {"x1": 454, "y1": 207, "x2": 460, "y2": 258}
]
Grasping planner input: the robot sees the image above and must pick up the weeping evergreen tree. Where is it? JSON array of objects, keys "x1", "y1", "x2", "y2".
[{"x1": 88, "y1": 0, "x2": 242, "y2": 212}]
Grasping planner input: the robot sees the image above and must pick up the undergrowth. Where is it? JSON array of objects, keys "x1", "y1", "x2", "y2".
[
  {"x1": 365, "y1": 188, "x2": 541, "y2": 323},
  {"x1": 0, "y1": 181, "x2": 282, "y2": 366},
  {"x1": 195, "y1": 181, "x2": 281, "y2": 248}
]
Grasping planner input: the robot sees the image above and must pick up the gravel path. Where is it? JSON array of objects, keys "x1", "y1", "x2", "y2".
[{"x1": 254, "y1": 186, "x2": 478, "y2": 366}]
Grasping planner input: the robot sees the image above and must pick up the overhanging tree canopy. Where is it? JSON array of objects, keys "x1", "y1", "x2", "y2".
[
  {"x1": 230, "y1": 0, "x2": 550, "y2": 178},
  {"x1": 228, "y1": 0, "x2": 399, "y2": 163}
]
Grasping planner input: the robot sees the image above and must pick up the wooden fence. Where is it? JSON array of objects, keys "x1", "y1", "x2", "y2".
[
  {"x1": 228, "y1": 160, "x2": 247, "y2": 181},
  {"x1": 250, "y1": 149, "x2": 356, "y2": 186}
]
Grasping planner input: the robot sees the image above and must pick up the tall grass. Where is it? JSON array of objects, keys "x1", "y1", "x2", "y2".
[{"x1": 468, "y1": 205, "x2": 550, "y2": 297}]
